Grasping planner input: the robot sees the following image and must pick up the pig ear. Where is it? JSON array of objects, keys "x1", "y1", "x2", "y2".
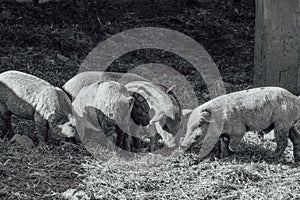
[
  {"x1": 83, "y1": 106, "x2": 101, "y2": 129},
  {"x1": 181, "y1": 109, "x2": 193, "y2": 118},
  {"x1": 126, "y1": 96, "x2": 135, "y2": 105},
  {"x1": 166, "y1": 85, "x2": 176, "y2": 94},
  {"x1": 199, "y1": 110, "x2": 211, "y2": 124},
  {"x1": 149, "y1": 112, "x2": 164, "y2": 125}
]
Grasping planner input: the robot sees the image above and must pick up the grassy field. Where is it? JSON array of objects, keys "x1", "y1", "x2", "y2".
[{"x1": 0, "y1": 0, "x2": 299, "y2": 199}]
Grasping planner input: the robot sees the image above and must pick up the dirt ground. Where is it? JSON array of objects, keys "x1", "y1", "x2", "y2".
[{"x1": 1, "y1": 0, "x2": 299, "y2": 199}]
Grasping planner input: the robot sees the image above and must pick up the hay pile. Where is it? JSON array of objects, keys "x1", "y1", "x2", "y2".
[{"x1": 76, "y1": 133, "x2": 300, "y2": 199}]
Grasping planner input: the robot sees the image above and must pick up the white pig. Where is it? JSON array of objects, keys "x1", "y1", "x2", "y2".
[
  {"x1": 181, "y1": 87, "x2": 300, "y2": 162},
  {"x1": 0, "y1": 70, "x2": 77, "y2": 143},
  {"x1": 72, "y1": 81, "x2": 135, "y2": 150},
  {"x1": 125, "y1": 81, "x2": 183, "y2": 149}
]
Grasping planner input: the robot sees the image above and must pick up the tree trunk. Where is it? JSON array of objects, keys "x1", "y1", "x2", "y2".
[{"x1": 254, "y1": 0, "x2": 300, "y2": 94}]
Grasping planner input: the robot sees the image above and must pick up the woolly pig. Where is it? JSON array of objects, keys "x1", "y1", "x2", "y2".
[
  {"x1": 0, "y1": 70, "x2": 77, "y2": 143},
  {"x1": 64, "y1": 71, "x2": 188, "y2": 151},
  {"x1": 72, "y1": 81, "x2": 135, "y2": 150},
  {"x1": 62, "y1": 71, "x2": 149, "y2": 100},
  {"x1": 180, "y1": 87, "x2": 300, "y2": 162},
  {"x1": 125, "y1": 81, "x2": 183, "y2": 150}
]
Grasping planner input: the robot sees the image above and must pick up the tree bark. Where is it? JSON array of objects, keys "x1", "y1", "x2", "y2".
[{"x1": 254, "y1": 0, "x2": 300, "y2": 94}]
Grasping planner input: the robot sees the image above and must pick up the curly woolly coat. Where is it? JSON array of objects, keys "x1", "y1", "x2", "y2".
[
  {"x1": 72, "y1": 81, "x2": 135, "y2": 150},
  {"x1": 0, "y1": 70, "x2": 76, "y2": 142},
  {"x1": 181, "y1": 87, "x2": 300, "y2": 162}
]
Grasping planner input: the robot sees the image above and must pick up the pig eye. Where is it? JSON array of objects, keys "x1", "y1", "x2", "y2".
[
  {"x1": 197, "y1": 122, "x2": 204, "y2": 127},
  {"x1": 198, "y1": 118, "x2": 209, "y2": 126},
  {"x1": 108, "y1": 113, "x2": 114, "y2": 118}
]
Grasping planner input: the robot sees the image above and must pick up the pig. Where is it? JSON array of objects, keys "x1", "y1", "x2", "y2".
[
  {"x1": 72, "y1": 81, "x2": 135, "y2": 151},
  {"x1": 180, "y1": 87, "x2": 300, "y2": 162},
  {"x1": 63, "y1": 71, "x2": 150, "y2": 150},
  {"x1": 0, "y1": 70, "x2": 77, "y2": 143},
  {"x1": 62, "y1": 71, "x2": 149, "y2": 100},
  {"x1": 64, "y1": 71, "x2": 186, "y2": 152},
  {"x1": 125, "y1": 81, "x2": 183, "y2": 150}
]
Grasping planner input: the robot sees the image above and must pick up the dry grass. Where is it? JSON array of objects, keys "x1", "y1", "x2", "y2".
[
  {"x1": 0, "y1": 140, "x2": 89, "y2": 199},
  {"x1": 70, "y1": 133, "x2": 300, "y2": 200}
]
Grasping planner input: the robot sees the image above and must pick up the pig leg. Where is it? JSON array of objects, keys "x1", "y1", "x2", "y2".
[
  {"x1": 0, "y1": 115, "x2": 13, "y2": 140},
  {"x1": 115, "y1": 127, "x2": 124, "y2": 147},
  {"x1": 289, "y1": 122, "x2": 300, "y2": 162},
  {"x1": 106, "y1": 127, "x2": 119, "y2": 150},
  {"x1": 149, "y1": 135, "x2": 158, "y2": 152},
  {"x1": 219, "y1": 135, "x2": 234, "y2": 159},
  {"x1": 273, "y1": 123, "x2": 289, "y2": 158},
  {"x1": 147, "y1": 124, "x2": 158, "y2": 152},
  {"x1": 122, "y1": 134, "x2": 132, "y2": 152},
  {"x1": 132, "y1": 136, "x2": 141, "y2": 152},
  {"x1": 0, "y1": 104, "x2": 13, "y2": 140},
  {"x1": 97, "y1": 112, "x2": 119, "y2": 150},
  {"x1": 115, "y1": 125, "x2": 132, "y2": 151},
  {"x1": 226, "y1": 125, "x2": 247, "y2": 153},
  {"x1": 34, "y1": 112, "x2": 49, "y2": 144}
]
